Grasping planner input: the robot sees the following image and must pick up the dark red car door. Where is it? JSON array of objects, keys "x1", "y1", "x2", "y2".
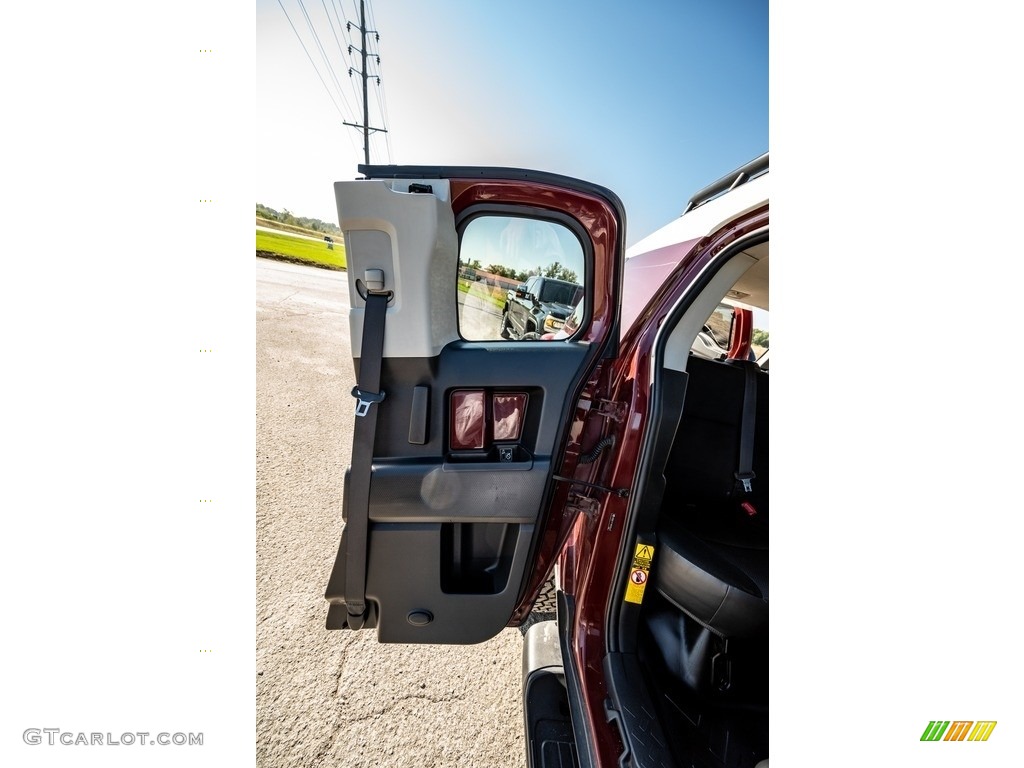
[{"x1": 324, "y1": 166, "x2": 624, "y2": 643}]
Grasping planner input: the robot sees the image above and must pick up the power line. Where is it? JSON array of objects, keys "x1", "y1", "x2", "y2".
[
  {"x1": 296, "y1": 0, "x2": 354, "y2": 118},
  {"x1": 333, "y1": 0, "x2": 365, "y2": 120},
  {"x1": 362, "y1": 0, "x2": 391, "y2": 162},
  {"x1": 277, "y1": 0, "x2": 390, "y2": 165},
  {"x1": 275, "y1": 0, "x2": 346, "y2": 122},
  {"x1": 342, "y1": 0, "x2": 387, "y2": 165},
  {"x1": 321, "y1": 0, "x2": 348, "y2": 72},
  {"x1": 369, "y1": 49, "x2": 393, "y2": 161}
]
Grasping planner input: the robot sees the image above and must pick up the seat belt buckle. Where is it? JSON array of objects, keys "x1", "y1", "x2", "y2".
[
  {"x1": 352, "y1": 386, "x2": 386, "y2": 417},
  {"x1": 735, "y1": 471, "x2": 755, "y2": 493}
]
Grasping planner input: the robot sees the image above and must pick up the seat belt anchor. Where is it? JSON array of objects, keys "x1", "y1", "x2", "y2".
[
  {"x1": 346, "y1": 604, "x2": 366, "y2": 630},
  {"x1": 352, "y1": 386, "x2": 386, "y2": 417},
  {"x1": 735, "y1": 471, "x2": 755, "y2": 493}
]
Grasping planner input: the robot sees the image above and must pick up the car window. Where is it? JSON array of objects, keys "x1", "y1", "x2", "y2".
[
  {"x1": 691, "y1": 301, "x2": 769, "y2": 362},
  {"x1": 538, "y1": 281, "x2": 581, "y2": 306},
  {"x1": 702, "y1": 303, "x2": 733, "y2": 348},
  {"x1": 457, "y1": 214, "x2": 585, "y2": 341}
]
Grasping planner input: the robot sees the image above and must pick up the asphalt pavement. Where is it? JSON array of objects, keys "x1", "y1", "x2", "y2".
[{"x1": 256, "y1": 257, "x2": 525, "y2": 768}]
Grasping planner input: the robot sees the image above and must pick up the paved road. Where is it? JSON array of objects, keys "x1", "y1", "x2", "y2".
[
  {"x1": 457, "y1": 283, "x2": 506, "y2": 340},
  {"x1": 256, "y1": 257, "x2": 525, "y2": 768}
]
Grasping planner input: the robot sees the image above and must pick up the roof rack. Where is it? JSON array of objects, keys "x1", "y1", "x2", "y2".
[{"x1": 683, "y1": 153, "x2": 768, "y2": 214}]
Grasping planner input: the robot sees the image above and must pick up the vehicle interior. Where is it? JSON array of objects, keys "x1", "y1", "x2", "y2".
[{"x1": 609, "y1": 236, "x2": 768, "y2": 768}]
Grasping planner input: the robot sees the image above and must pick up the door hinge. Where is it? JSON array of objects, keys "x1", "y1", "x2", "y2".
[
  {"x1": 564, "y1": 492, "x2": 601, "y2": 519},
  {"x1": 554, "y1": 475, "x2": 630, "y2": 499},
  {"x1": 595, "y1": 399, "x2": 626, "y2": 422}
]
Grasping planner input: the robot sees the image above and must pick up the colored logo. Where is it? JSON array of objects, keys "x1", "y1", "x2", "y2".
[{"x1": 920, "y1": 721, "x2": 996, "y2": 742}]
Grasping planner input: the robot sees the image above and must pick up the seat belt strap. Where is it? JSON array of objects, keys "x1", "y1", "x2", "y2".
[
  {"x1": 325, "y1": 286, "x2": 389, "y2": 630},
  {"x1": 733, "y1": 361, "x2": 757, "y2": 494}
]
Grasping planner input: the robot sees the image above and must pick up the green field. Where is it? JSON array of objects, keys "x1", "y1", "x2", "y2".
[{"x1": 256, "y1": 229, "x2": 346, "y2": 270}]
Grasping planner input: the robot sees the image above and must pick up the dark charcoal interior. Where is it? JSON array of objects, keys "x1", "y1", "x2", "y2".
[{"x1": 639, "y1": 354, "x2": 769, "y2": 768}]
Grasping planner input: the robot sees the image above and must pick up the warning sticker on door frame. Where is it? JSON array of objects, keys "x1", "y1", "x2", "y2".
[{"x1": 624, "y1": 542, "x2": 654, "y2": 604}]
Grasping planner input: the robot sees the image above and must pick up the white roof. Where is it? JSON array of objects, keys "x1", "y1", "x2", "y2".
[{"x1": 626, "y1": 172, "x2": 769, "y2": 259}]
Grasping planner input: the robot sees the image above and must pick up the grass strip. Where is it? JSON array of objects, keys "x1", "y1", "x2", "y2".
[{"x1": 256, "y1": 229, "x2": 346, "y2": 270}]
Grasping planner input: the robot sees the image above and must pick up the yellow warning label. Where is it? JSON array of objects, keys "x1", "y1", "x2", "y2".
[{"x1": 624, "y1": 543, "x2": 654, "y2": 604}]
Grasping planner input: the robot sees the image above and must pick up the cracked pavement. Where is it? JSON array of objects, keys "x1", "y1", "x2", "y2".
[{"x1": 256, "y1": 258, "x2": 525, "y2": 768}]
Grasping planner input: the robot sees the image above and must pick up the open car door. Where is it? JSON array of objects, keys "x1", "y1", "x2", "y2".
[{"x1": 324, "y1": 166, "x2": 624, "y2": 643}]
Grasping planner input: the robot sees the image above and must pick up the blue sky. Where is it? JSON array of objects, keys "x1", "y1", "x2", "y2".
[{"x1": 255, "y1": 0, "x2": 767, "y2": 246}]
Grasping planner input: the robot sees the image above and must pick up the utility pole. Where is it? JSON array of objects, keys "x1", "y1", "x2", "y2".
[{"x1": 343, "y1": 0, "x2": 386, "y2": 165}]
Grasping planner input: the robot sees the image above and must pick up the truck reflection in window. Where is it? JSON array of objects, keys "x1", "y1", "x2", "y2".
[{"x1": 537, "y1": 280, "x2": 582, "y2": 307}]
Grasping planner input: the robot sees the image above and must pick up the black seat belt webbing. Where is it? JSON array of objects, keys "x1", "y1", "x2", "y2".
[
  {"x1": 733, "y1": 360, "x2": 757, "y2": 494},
  {"x1": 325, "y1": 287, "x2": 389, "y2": 630},
  {"x1": 345, "y1": 288, "x2": 389, "y2": 627}
]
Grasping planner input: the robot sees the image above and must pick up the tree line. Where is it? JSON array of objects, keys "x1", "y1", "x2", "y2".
[
  {"x1": 257, "y1": 203, "x2": 341, "y2": 236},
  {"x1": 463, "y1": 259, "x2": 578, "y2": 284}
]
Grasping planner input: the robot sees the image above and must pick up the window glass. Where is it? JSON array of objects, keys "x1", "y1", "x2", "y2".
[
  {"x1": 458, "y1": 215, "x2": 585, "y2": 341},
  {"x1": 692, "y1": 301, "x2": 769, "y2": 364}
]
